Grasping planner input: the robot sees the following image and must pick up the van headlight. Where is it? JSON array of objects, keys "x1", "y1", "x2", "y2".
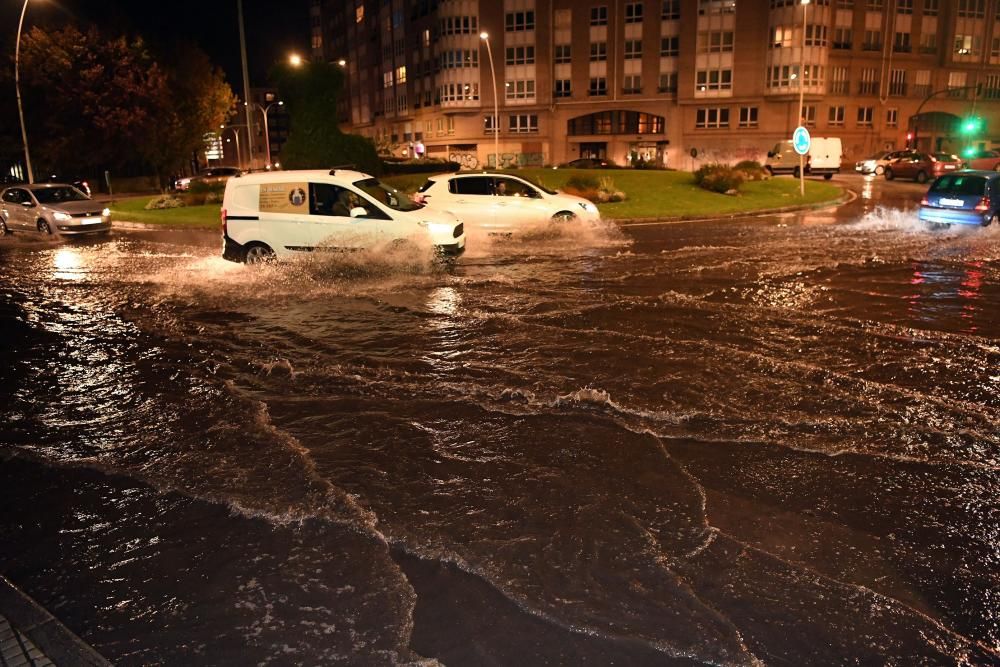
[
  {"x1": 578, "y1": 202, "x2": 596, "y2": 213},
  {"x1": 53, "y1": 212, "x2": 73, "y2": 222},
  {"x1": 102, "y1": 208, "x2": 111, "y2": 217}
]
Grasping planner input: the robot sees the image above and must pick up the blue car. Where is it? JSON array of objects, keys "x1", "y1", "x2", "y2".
[{"x1": 918, "y1": 171, "x2": 1000, "y2": 227}]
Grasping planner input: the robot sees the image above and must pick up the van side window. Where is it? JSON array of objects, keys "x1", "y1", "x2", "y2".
[
  {"x1": 310, "y1": 182, "x2": 354, "y2": 216},
  {"x1": 452, "y1": 177, "x2": 492, "y2": 196}
]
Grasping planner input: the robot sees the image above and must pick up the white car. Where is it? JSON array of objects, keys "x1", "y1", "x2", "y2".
[
  {"x1": 854, "y1": 150, "x2": 911, "y2": 176},
  {"x1": 414, "y1": 172, "x2": 600, "y2": 234},
  {"x1": 221, "y1": 169, "x2": 466, "y2": 263}
]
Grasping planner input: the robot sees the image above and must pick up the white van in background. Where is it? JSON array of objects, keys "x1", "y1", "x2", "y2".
[
  {"x1": 764, "y1": 137, "x2": 842, "y2": 179},
  {"x1": 221, "y1": 169, "x2": 466, "y2": 263}
]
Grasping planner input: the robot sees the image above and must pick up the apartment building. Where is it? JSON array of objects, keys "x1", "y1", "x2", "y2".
[{"x1": 312, "y1": 0, "x2": 1000, "y2": 167}]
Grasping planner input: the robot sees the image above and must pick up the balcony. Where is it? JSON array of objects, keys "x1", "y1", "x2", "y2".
[{"x1": 858, "y1": 82, "x2": 879, "y2": 95}]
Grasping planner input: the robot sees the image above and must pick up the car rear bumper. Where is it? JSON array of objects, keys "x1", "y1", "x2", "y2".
[{"x1": 918, "y1": 207, "x2": 989, "y2": 226}]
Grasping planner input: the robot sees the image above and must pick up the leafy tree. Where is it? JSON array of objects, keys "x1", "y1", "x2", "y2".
[
  {"x1": 18, "y1": 26, "x2": 233, "y2": 186},
  {"x1": 272, "y1": 62, "x2": 380, "y2": 175}
]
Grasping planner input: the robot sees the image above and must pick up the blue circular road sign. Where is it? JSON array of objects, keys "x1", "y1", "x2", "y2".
[{"x1": 792, "y1": 126, "x2": 811, "y2": 155}]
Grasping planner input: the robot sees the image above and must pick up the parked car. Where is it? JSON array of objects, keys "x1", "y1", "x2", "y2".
[
  {"x1": 884, "y1": 152, "x2": 962, "y2": 183},
  {"x1": 557, "y1": 158, "x2": 618, "y2": 169},
  {"x1": 765, "y1": 137, "x2": 842, "y2": 179},
  {"x1": 918, "y1": 171, "x2": 999, "y2": 227},
  {"x1": 221, "y1": 168, "x2": 466, "y2": 263},
  {"x1": 961, "y1": 149, "x2": 1000, "y2": 171},
  {"x1": 413, "y1": 172, "x2": 601, "y2": 234},
  {"x1": 854, "y1": 150, "x2": 911, "y2": 176},
  {"x1": 176, "y1": 166, "x2": 242, "y2": 191},
  {"x1": 0, "y1": 183, "x2": 110, "y2": 236}
]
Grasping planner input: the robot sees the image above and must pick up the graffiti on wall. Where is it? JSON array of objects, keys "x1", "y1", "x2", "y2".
[
  {"x1": 689, "y1": 146, "x2": 764, "y2": 164},
  {"x1": 486, "y1": 152, "x2": 545, "y2": 168},
  {"x1": 449, "y1": 152, "x2": 479, "y2": 170}
]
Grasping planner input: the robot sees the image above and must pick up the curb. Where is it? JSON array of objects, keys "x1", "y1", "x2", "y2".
[
  {"x1": 614, "y1": 189, "x2": 852, "y2": 226},
  {"x1": 0, "y1": 576, "x2": 110, "y2": 666},
  {"x1": 113, "y1": 220, "x2": 216, "y2": 231}
]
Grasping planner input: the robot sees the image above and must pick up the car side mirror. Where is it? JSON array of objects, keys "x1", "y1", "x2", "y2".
[{"x1": 349, "y1": 206, "x2": 367, "y2": 218}]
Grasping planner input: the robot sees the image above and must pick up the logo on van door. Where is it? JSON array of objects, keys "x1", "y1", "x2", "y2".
[{"x1": 260, "y1": 182, "x2": 309, "y2": 213}]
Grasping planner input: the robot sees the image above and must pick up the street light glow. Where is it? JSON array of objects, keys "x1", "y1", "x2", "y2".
[
  {"x1": 337, "y1": 59, "x2": 346, "y2": 66},
  {"x1": 289, "y1": 53, "x2": 303, "y2": 67},
  {"x1": 480, "y1": 32, "x2": 489, "y2": 40}
]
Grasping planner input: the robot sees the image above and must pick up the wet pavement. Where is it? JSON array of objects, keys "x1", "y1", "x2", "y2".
[{"x1": 0, "y1": 174, "x2": 998, "y2": 665}]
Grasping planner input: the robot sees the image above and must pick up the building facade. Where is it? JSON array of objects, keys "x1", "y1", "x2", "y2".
[{"x1": 312, "y1": 0, "x2": 1000, "y2": 168}]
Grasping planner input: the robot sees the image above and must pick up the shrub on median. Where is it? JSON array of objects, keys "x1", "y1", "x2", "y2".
[
  {"x1": 145, "y1": 195, "x2": 185, "y2": 209},
  {"x1": 733, "y1": 160, "x2": 768, "y2": 181},
  {"x1": 693, "y1": 163, "x2": 745, "y2": 194},
  {"x1": 562, "y1": 174, "x2": 626, "y2": 203}
]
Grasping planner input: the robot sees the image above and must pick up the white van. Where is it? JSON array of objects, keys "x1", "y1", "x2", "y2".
[
  {"x1": 764, "y1": 137, "x2": 842, "y2": 180},
  {"x1": 221, "y1": 169, "x2": 466, "y2": 263}
]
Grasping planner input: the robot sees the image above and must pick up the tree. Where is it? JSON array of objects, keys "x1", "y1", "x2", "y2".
[
  {"x1": 18, "y1": 25, "x2": 234, "y2": 186},
  {"x1": 272, "y1": 62, "x2": 380, "y2": 175}
]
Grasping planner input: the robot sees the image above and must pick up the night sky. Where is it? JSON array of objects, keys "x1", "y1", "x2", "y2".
[{"x1": 2, "y1": 0, "x2": 310, "y2": 87}]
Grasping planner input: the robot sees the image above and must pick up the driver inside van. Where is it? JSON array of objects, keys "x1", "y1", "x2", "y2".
[{"x1": 331, "y1": 189, "x2": 362, "y2": 217}]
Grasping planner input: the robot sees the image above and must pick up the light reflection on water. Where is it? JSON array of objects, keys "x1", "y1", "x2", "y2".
[{"x1": 52, "y1": 247, "x2": 86, "y2": 281}]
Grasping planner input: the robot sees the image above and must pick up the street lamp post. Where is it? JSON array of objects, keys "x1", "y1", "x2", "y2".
[
  {"x1": 799, "y1": 0, "x2": 810, "y2": 197},
  {"x1": 254, "y1": 101, "x2": 283, "y2": 167},
  {"x1": 480, "y1": 32, "x2": 499, "y2": 170},
  {"x1": 236, "y1": 0, "x2": 256, "y2": 170},
  {"x1": 220, "y1": 125, "x2": 244, "y2": 170},
  {"x1": 15, "y1": 0, "x2": 35, "y2": 183}
]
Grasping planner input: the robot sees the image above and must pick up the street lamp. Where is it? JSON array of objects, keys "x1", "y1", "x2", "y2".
[
  {"x1": 254, "y1": 101, "x2": 283, "y2": 167},
  {"x1": 480, "y1": 32, "x2": 499, "y2": 170},
  {"x1": 220, "y1": 125, "x2": 244, "y2": 170},
  {"x1": 236, "y1": 0, "x2": 256, "y2": 170},
  {"x1": 15, "y1": 0, "x2": 35, "y2": 183},
  {"x1": 289, "y1": 53, "x2": 303, "y2": 67},
  {"x1": 798, "y1": 0, "x2": 810, "y2": 197}
]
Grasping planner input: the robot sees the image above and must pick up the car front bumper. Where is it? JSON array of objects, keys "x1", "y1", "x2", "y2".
[
  {"x1": 56, "y1": 219, "x2": 112, "y2": 235},
  {"x1": 436, "y1": 237, "x2": 466, "y2": 257},
  {"x1": 918, "y1": 207, "x2": 990, "y2": 226}
]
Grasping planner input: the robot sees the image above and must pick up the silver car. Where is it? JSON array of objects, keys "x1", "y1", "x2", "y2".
[{"x1": 0, "y1": 183, "x2": 111, "y2": 236}]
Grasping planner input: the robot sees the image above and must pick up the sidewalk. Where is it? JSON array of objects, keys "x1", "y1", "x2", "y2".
[{"x1": 0, "y1": 577, "x2": 109, "y2": 667}]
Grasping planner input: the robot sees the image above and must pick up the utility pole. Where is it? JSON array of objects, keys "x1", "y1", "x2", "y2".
[{"x1": 237, "y1": 0, "x2": 256, "y2": 170}]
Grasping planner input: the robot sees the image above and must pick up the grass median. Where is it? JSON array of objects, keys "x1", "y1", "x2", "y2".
[
  {"x1": 111, "y1": 195, "x2": 220, "y2": 228},
  {"x1": 384, "y1": 168, "x2": 843, "y2": 220},
  {"x1": 111, "y1": 170, "x2": 842, "y2": 228}
]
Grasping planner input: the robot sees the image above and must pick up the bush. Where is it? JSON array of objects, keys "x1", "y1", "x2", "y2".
[
  {"x1": 564, "y1": 174, "x2": 600, "y2": 191},
  {"x1": 381, "y1": 159, "x2": 461, "y2": 175},
  {"x1": 145, "y1": 195, "x2": 185, "y2": 209},
  {"x1": 693, "y1": 163, "x2": 745, "y2": 194},
  {"x1": 733, "y1": 160, "x2": 768, "y2": 181}
]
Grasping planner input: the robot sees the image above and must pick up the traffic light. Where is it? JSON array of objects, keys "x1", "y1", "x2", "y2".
[{"x1": 961, "y1": 116, "x2": 984, "y2": 135}]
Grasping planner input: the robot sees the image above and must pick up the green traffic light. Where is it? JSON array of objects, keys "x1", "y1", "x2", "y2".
[{"x1": 961, "y1": 117, "x2": 984, "y2": 135}]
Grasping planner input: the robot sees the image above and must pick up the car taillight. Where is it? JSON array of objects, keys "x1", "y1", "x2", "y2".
[
  {"x1": 974, "y1": 197, "x2": 990, "y2": 212},
  {"x1": 221, "y1": 208, "x2": 227, "y2": 235},
  {"x1": 920, "y1": 197, "x2": 930, "y2": 206}
]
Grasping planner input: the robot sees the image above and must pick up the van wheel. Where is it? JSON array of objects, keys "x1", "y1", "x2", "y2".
[
  {"x1": 823, "y1": 173, "x2": 833, "y2": 180},
  {"x1": 37, "y1": 219, "x2": 52, "y2": 235},
  {"x1": 884, "y1": 168, "x2": 895, "y2": 181},
  {"x1": 915, "y1": 171, "x2": 928, "y2": 184},
  {"x1": 243, "y1": 242, "x2": 275, "y2": 264},
  {"x1": 552, "y1": 210, "x2": 577, "y2": 223}
]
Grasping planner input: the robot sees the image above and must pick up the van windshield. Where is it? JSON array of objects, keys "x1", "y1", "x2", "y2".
[{"x1": 353, "y1": 178, "x2": 423, "y2": 212}]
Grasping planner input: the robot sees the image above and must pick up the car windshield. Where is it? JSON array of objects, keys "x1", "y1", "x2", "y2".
[
  {"x1": 31, "y1": 186, "x2": 89, "y2": 204},
  {"x1": 353, "y1": 177, "x2": 423, "y2": 211},
  {"x1": 930, "y1": 175, "x2": 987, "y2": 195}
]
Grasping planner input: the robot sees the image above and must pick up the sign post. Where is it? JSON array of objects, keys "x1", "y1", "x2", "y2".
[{"x1": 792, "y1": 125, "x2": 811, "y2": 197}]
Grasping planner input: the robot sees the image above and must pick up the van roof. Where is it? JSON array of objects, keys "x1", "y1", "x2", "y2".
[{"x1": 232, "y1": 169, "x2": 373, "y2": 184}]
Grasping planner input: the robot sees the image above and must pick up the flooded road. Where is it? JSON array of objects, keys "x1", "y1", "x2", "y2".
[{"x1": 1, "y1": 176, "x2": 998, "y2": 665}]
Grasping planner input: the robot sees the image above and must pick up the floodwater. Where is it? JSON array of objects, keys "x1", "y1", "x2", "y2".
[{"x1": 1, "y1": 177, "x2": 998, "y2": 665}]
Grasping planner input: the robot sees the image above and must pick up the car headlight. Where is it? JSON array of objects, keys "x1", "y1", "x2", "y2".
[
  {"x1": 102, "y1": 207, "x2": 111, "y2": 217},
  {"x1": 53, "y1": 212, "x2": 72, "y2": 222},
  {"x1": 864, "y1": 160, "x2": 877, "y2": 169},
  {"x1": 578, "y1": 202, "x2": 596, "y2": 213}
]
